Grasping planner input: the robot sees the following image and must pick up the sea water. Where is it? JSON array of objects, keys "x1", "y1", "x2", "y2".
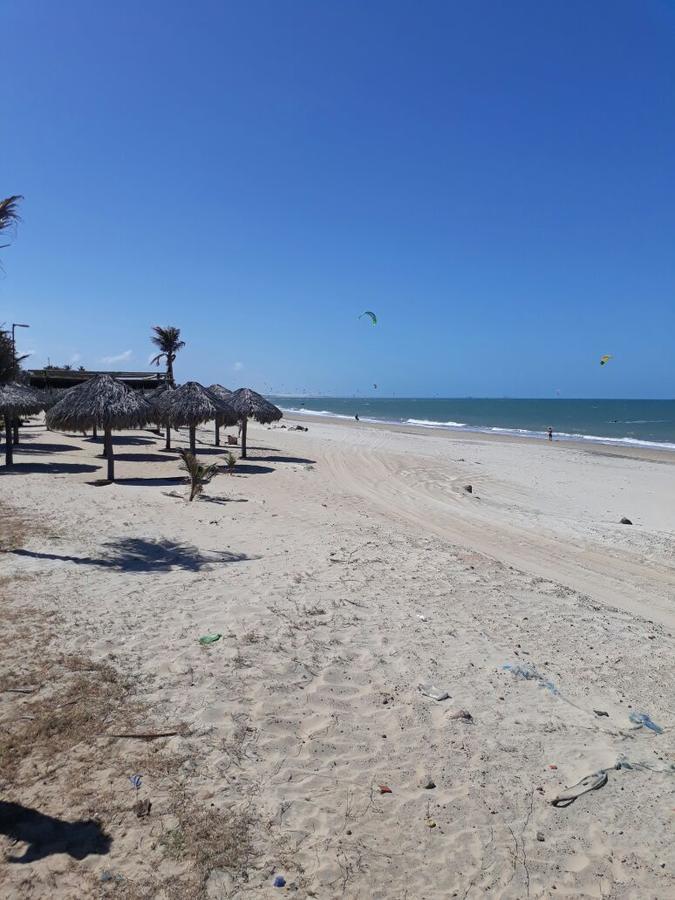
[{"x1": 271, "y1": 397, "x2": 675, "y2": 451}]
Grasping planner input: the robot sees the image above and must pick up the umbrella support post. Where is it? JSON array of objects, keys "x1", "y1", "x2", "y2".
[
  {"x1": 104, "y1": 428, "x2": 114, "y2": 481},
  {"x1": 4, "y1": 418, "x2": 13, "y2": 467},
  {"x1": 241, "y1": 419, "x2": 247, "y2": 459},
  {"x1": 12, "y1": 422, "x2": 19, "y2": 445},
  {"x1": 165, "y1": 428, "x2": 171, "y2": 451},
  {"x1": 189, "y1": 425, "x2": 196, "y2": 454},
  {"x1": 215, "y1": 421, "x2": 220, "y2": 446}
]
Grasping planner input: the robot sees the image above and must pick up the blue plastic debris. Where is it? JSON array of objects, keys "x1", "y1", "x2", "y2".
[
  {"x1": 273, "y1": 875, "x2": 286, "y2": 888},
  {"x1": 628, "y1": 712, "x2": 663, "y2": 734},
  {"x1": 502, "y1": 663, "x2": 559, "y2": 696}
]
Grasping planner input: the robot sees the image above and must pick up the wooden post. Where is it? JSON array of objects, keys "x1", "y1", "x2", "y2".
[
  {"x1": 189, "y1": 424, "x2": 196, "y2": 454},
  {"x1": 241, "y1": 418, "x2": 247, "y2": 459},
  {"x1": 4, "y1": 418, "x2": 13, "y2": 467},
  {"x1": 165, "y1": 427, "x2": 171, "y2": 451},
  {"x1": 104, "y1": 427, "x2": 114, "y2": 481},
  {"x1": 12, "y1": 421, "x2": 19, "y2": 445},
  {"x1": 215, "y1": 421, "x2": 220, "y2": 446}
]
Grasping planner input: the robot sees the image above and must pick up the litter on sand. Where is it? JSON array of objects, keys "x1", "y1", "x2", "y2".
[
  {"x1": 502, "y1": 663, "x2": 559, "y2": 696},
  {"x1": 199, "y1": 633, "x2": 222, "y2": 645},
  {"x1": 551, "y1": 770, "x2": 608, "y2": 808},
  {"x1": 133, "y1": 799, "x2": 151, "y2": 818},
  {"x1": 449, "y1": 709, "x2": 473, "y2": 721},
  {"x1": 378, "y1": 784, "x2": 393, "y2": 794},
  {"x1": 273, "y1": 875, "x2": 286, "y2": 887},
  {"x1": 418, "y1": 682, "x2": 450, "y2": 702},
  {"x1": 629, "y1": 712, "x2": 663, "y2": 734}
]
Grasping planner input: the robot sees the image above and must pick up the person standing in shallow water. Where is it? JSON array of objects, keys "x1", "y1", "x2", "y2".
[
  {"x1": 355, "y1": 414, "x2": 359, "y2": 421},
  {"x1": 548, "y1": 426, "x2": 553, "y2": 441}
]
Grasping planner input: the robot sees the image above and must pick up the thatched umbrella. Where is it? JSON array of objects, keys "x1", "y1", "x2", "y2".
[
  {"x1": 39, "y1": 387, "x2": 70, "y2": 409},
  {"x1": 148, "y1": 383, "x2": 175, "y2": 450},
  {"x1": 228, "y1": 388, "x2": 283, "y2": 458},
  {"x1": 165, "y1": 381, "x2": 238, "y2": 454},
  {"x1": 0, "y1": 383, "x2": 45, "y2": 467},
  {"x1": 46, "y1": 374, "x2": 152, "y2": 481},
  {"x1": 207, "y1": 384, "x2": 233, "y2": 447}
]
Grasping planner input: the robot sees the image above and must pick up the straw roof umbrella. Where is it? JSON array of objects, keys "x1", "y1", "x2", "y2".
[
  {"x1": 0, "y1": 383, "x2": 45, "y2": 467},
  {"x1": 164, "y1": 381, "x2": 238, "y2": 454},
  {"x1": 148, "y1": 383, "x2": 175, "y2": 450},
  {"x1": 228, "y1": 388, "x2": 283, "y2": 459},
  {"x1": 46, "y1": 374, "x2": 152, "y2": 481},
  {"x1": 207, "y1": 384, "x2": 233, "y2": 447}
]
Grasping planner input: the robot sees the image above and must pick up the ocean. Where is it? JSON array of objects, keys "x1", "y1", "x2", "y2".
[{"x1": 271, "y1": 397, "x2": 675, "y2": 451}]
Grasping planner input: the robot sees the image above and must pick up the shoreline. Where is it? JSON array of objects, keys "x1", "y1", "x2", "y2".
[{"x1": 281, "y1": 408, "x2": 675, "y2": 465}]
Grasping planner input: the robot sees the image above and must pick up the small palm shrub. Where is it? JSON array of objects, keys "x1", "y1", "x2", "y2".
[
  {"x1": 178, "y1": 448, "x2": 219, "y2": 501},
  {"x1": 225, "y1": 451, "x2": 237, "y2": 474}
]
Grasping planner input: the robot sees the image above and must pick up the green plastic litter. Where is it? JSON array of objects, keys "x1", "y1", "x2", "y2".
[{"x1": 199, "y1": 633, "x2": 222, "y2": 645}]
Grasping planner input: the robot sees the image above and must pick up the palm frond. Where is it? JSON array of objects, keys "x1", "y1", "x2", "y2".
[
  {"x1": 0, "y1": 195, "x2": 23, "y2": 235},
  {"x1": 151, "y1": 326, "x2": 185, "y2": 354},
  {"x1": 178, "y1": 448, "x2": 219, "y2": 501}
]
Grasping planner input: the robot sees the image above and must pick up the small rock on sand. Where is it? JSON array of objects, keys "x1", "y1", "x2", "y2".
[{"x1": 620, "y1": 517, "x2": 632, "y2": 525}]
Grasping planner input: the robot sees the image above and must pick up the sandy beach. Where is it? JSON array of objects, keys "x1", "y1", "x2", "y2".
[{"x1": 1, "y1": 415, "x2": 674, "y2": 898}]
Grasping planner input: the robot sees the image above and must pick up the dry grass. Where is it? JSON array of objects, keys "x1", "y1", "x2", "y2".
[
  {"x1": 0, "y1": 501, "x2": 57, "y2": 551},
  {"x1": 162, "y1": 801, "x2": 252, "y2": 874},
  {"x1": 0, "y1": 502, "x2": 259, "y2": 897},
  {"x1": 0, "y1": 504, "x2": 29, "y2": 551},
  {"x1": 0, "y1": 655, "x2": 135, "y2": 785}
]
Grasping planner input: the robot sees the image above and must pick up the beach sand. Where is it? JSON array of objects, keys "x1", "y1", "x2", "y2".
[{"x1": 1, "y1": 416, "x2": 674, "y2": 898}]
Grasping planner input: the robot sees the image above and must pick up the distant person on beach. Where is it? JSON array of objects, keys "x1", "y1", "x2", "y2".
[
  {"x1": 548, "y1": 426, "x2": 553, "y2": 441},
  {"x1": 355, "y1": 414, "x2": 359, "y2": 421}
]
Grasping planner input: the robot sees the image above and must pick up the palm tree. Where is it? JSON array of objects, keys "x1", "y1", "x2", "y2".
[
  {"x1": 0, "y1": 195, "x2": 22, "y2": 251},
  {"x1": 150, "y1": 326, "x2": 185, "y2": 387}
]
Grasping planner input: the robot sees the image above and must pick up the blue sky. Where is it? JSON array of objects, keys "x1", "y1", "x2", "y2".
[{"x1": 2, "y1": 0, "x2": 675, "y2": 398}]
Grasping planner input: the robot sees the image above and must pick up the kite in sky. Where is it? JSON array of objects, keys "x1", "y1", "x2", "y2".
[
  {"x1": 359, "y1": 310, "x2": 377, "y2": 325},
  {"x1": 600, "y1": 355, "x2": 613, "y2": 366}
]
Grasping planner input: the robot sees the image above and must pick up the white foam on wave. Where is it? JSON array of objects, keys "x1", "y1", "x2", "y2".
[
  {"x1": 283, "y1": 406, "x2": 355, "y2": 421},
  {"x1": 281, "y1": 407, "x2": 675, "y2": 451},
  {"x1": 406, "y1": 418, "x2": 467, "y2": 428}
]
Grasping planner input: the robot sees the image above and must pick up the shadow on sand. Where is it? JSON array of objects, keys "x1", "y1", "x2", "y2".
[
  {"x1": 0, "y1": 801, "x2": 111, "y2": 863},
  {"x1": 1, "y1": 462, "x2": 99, "y2": 475},
  {"x1": 114, "y1": 475, "x2": 186, "y2": 487},
  {"x1": 13, "y1": 443, "x2": 82, "y2": 455},
  {"x1": 113, "y1": 452, "x2": 173, "y2": 464},
  {"x1": 12, "y1": 537, "x2": 255, "y2": 572},
  {"x1": 228, "y1": 464, "x2": 275, "y2": 475},
  {"x1": 251, "y1": 455, "x2": 316, "y2": 464},
  {"x1": 86, "y1": 435, "x2": 157, "y2": 447}
]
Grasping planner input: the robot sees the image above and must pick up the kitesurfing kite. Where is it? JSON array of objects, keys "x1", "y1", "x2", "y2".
[
  {"x1": 373, "y1": 383, "x2": 378, "y2": 389},
  {"x1": 359, "y1": 310, "x2": 377, "y2": 325},
  {"x1": 600, "y1": 355, "x2": 613, "y2": 366}
]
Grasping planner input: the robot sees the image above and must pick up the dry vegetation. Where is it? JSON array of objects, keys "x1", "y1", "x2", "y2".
[{"x1": 0, "y1": 504, "x2": 257, "y2": 898}]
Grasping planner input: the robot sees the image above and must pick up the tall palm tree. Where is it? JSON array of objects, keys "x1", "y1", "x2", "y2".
[
  {"x1": 0, "y1": 195, "x2": 22, "y2": 250},
  {"x1": 150, "y1": 326, "x2": 185, "y2": 387}
]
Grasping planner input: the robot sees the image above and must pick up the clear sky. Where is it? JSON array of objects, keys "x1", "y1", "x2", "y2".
[{"x1": 3, "y1": 0, "x2": 675, "y2": 398}]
